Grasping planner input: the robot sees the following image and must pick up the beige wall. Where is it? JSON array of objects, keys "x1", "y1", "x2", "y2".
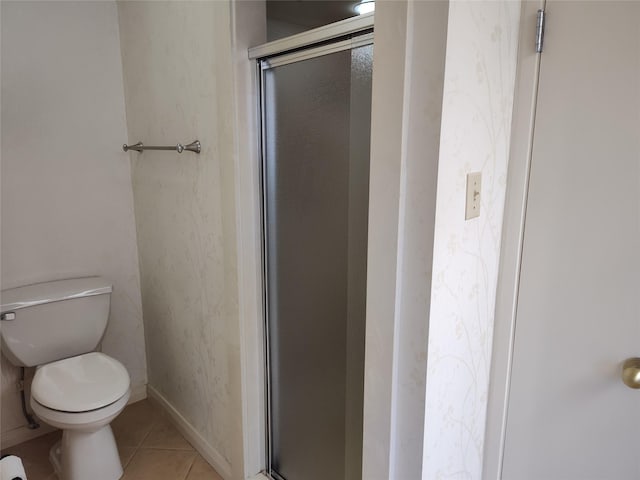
[
  {"x1": 116, "y1": 2, "x2": 260, "y2": 477},
  {"x1": 0, "y1": 2, "x2": 524, "y2": 477},
  {"x1": 422, "y1": 1, "x2": 521, "y2": 478},
  {"x1": 0, "y1": 1, "x2": 146, "y2": 445}
]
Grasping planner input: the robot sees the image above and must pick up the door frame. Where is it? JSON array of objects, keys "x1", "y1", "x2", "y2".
[
  {"x1": 257, "y1": 30, "x2": 373, "y2": 480},
  {"x1": 237, "y1": 13, "x2": 374, "y2": 480},
  {"x1": 482, "y1": 1, "x2": 545, "y2": 478}
]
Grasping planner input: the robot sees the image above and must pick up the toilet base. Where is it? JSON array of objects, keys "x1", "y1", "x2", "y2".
[
  {"x1": 49, "y1": 441, "x2": 62, "y2": 478},
  {"x1": 50, "y1": 425, "x2": 123, "y2": 480}
]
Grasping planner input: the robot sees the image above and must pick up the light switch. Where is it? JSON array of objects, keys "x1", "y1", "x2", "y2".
[{"x1": 465, "y1": 172, "x2": 481, "y2": 220}]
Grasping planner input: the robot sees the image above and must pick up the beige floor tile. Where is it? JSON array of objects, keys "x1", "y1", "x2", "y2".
[
  {"x1": 140, "y1": 417, "x2": 193, "y2": 451},
  {"x1": 112, "y1": 400, "x2": 159, "y2": 448},
  {"x1": 185, "y1": 455, "x2": 224, "y2": 480},
  {"x1": 1, "y1": 400, "x2": 208, "y2": 480},
  {"x1": 1, "y1": 431, "x2": 61, "y2": 480},
  {"x1": 118, "y1": 446, "x2": 137, "y2": 468},
  {"x1": 122, "y1": 448, "x2": 196, "y2": 480}
]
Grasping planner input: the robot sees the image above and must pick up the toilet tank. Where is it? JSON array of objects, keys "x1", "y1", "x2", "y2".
[{"x1": 0, "y1": 277, "x2": 112, "y2": 367}]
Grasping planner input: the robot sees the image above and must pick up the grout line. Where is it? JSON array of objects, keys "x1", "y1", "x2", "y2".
[
  {"x1": 122, "y1": 403, "x2": 159, "y2": 473},
  {"x1": 136, "y1": 409, "x2": 159, "y2": 448},
  {"x1": 183, "y1": 453, "x2": 198, "y2": 480},
  {"x1": 138, "y1": 427, "x2": 155, "y2": 447}
]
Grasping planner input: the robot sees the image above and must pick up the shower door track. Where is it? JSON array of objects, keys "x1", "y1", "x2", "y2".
[
  {"x1": 249, "y1": 11, "x2": 373, "y2": 60},
  {"x1": 251, "y1": 12, "x2": 374, "y2": 480},
  {"x1": 258, "y1": 32, "x2": 374, "y2": 70}
]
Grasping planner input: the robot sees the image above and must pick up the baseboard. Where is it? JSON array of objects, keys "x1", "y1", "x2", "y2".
[
  {"x1": 129, "y1": 383, "x2": 148, "y2": 404},
  {"x1": 0, "y1": 423, "x2": 57, "y2": 449},
  {"x1": 1, "y1": 383, "x2": 148, "y2": 449},
  {"x1": 147, "y1": 385, "x2": 233, "y2": 480}
]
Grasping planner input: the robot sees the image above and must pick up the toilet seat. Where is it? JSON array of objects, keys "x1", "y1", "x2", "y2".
[
  {"x1": 31, "y1": 389, "x2": 130, "y2": 430},
  {"x1": 32, "y1": 352, "x2": 130, "y2": 412}
]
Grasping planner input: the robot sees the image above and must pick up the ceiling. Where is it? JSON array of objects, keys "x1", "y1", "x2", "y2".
[{"x1": 266, "y1": 0, "x2": 359, "y2": 30}]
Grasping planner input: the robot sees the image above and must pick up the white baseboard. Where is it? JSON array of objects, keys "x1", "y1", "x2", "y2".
[
  {"x1": 0, "y1": 423, "x2": 57, "y2": 449},
  {"x1": 129, "y1": 383, "x2": 148, "y2": 404},
  {"x1": 147, "y1": 385, "x2": 233, "y2": 480},
  {"x1": 1, "y1": 383, "x2": 148, "y2": 449}
]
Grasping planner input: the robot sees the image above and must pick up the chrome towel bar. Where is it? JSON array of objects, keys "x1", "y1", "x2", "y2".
[{"x1": 123, "y1": 140, "x2": 201, "y2": 154}]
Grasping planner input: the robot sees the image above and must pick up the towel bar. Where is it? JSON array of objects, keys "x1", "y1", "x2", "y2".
[{"x1": 123, "y1": 140, "x2": 201, "y2": 154}]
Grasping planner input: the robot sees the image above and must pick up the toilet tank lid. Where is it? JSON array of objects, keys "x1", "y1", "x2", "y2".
[{"x1": 1, "y1": 277, "x2": 112, "y2": 313}]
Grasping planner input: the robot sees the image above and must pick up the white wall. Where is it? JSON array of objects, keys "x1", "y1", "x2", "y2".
[
  {"x1": 362, "y1": 4, "x2": 409, "y2": 477},
  {"x1": 422, "y1": 1, "x2": 521, "y2": 478},
  {"x1": 388, "y1": 2, "x2": 448, "y2": 478},
  {"x1": 116, "y1": 2, "x2": 263, "y2": 478},
  {"x1": 0, "y1": 0, "x2": 146, "y2": 445},
  {"x1": 362, "y1": 2, "x2": 448, "y2": 478}
]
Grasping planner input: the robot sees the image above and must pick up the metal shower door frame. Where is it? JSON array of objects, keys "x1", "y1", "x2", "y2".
[{"x1": 251, "y1": 15, "x2": 374, "y2": 480}]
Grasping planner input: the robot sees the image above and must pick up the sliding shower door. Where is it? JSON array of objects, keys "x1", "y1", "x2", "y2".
[{"x1": 260, "y1": 37, "x2": 373, "y2": 480}]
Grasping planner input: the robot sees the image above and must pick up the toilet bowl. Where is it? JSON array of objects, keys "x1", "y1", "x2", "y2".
[
  {"x1": 29, "y1": 352, "x2": 131, "y2": 480},
  {"x1": 0, "y1": 277, "x2": 131, "y2": 480}
]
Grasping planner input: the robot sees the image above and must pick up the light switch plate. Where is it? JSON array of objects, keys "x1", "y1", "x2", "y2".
[{"x1": 465, "y1": 172, "x2": 481, "y2": 220}]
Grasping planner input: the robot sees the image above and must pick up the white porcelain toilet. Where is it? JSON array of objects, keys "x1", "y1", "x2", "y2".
[{"x1": 0, "y1": 277, "x2": 130, "y2": 480}]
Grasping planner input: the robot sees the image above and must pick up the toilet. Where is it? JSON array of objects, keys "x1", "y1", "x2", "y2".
[{"x1": 0, "y1": 277, "x2": 130, "y2": 480}]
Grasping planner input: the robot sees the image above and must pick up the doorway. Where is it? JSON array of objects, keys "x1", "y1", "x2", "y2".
[{"x1": 256, "y1": 25, "x2": 374, "y2": 480}]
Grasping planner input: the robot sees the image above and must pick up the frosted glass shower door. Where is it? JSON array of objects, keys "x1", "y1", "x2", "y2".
[{"x1": 261, "y1": 42, "x2": 373, "y2": 480}]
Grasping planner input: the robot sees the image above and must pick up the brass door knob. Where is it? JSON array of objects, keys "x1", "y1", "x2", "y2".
[{"x1": 622, "y1": 358, "x2": 640, "y2": 389}]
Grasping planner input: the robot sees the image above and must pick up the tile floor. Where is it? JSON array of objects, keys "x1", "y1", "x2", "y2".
[{"x1": 1, "y1": 399, "x2": 224, "y2": 480}]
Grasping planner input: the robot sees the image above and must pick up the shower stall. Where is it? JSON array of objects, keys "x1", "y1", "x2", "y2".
[{"x1": 252, "y1": 18, "x2": 374, "y2": 480}]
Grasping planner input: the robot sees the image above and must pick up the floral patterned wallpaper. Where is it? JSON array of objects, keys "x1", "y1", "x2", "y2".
[
  {"x1": 423, "y1": 2, "x2": 521, "y2": 478},
  {"x1": 117, "y1": 1, "x2": 238, "y2": 470}
]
